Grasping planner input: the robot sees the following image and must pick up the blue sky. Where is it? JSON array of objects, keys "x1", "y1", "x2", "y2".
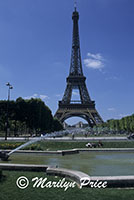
[{"x1": 0, "y1": 0, "x2": 134, "y2": 125}]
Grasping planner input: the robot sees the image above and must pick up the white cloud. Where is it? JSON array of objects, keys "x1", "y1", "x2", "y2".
[
  {"x1": 39, "y1": 95, "x2": 49, "y2": 100},
  {"x1": 87, "y1": 53, "x2": 103, "y2": 61},
  {"x1": 24, "y1": 93, "x2": 38, "y2": 99},
  {"x1": 24, "y1": 93, "x2": 49, "y2": 100},
  {"x1": 84, "y1": 52, "x2": 104, "y2": 70}
]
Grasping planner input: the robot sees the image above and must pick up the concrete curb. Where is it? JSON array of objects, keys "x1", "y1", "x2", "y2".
[
  {"x1": 77, "y1": 148, "x2": 134, "y2": 152},
  {"x1": 0, "y1": 149, "x2": 80, "y2": 155},
  {"x1": 46, "y1": 167, "x2": 90, "y2": 186},
  {"x1": 1, "y1": 148, "x2": 134, "y2": 155}
]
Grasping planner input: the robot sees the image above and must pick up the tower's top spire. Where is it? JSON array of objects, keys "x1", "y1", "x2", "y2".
[
  {"x1": 72, "y1": 0, "x2": 79, "y2": 20},
  {"x1": 74, "y1": 0, "x2": 77, "y2": 11},
  {"x1": 70, "y1": 0, "x2": 82, "y2": 76}
]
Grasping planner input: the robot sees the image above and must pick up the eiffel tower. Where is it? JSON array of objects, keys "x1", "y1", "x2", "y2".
[{"x1": 54, "y1": 6, "x2": 103, "y2": 127}]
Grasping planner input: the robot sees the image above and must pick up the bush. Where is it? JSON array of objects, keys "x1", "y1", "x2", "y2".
[
  {"x1": 0, "y1": 142, "x2": 24, "y2": 150},
  {"x1": 23, "y1": 144, "x2": 43, "y2": 151}
]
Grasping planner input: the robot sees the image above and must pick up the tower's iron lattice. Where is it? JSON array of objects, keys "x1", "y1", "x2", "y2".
[{"x1": 54, "y1": 7, "x2": 103, "y2": 127}]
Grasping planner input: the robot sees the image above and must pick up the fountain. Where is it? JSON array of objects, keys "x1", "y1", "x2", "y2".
[
  {"x1": 0, "y1": 151, "x2": 9, "y2": 161},
  {"x1": 0, "y1": 128, "x2": 83, "y2": 161}
]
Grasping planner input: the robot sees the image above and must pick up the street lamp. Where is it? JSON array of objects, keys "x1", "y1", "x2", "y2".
[{"x1": 5, "y1": 82, "x2": 13, "y2": 140}]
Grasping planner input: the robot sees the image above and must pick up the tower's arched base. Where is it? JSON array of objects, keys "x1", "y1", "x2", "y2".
[{"x1": 54, "y1": 103, "x2": 103, "y2": 127}]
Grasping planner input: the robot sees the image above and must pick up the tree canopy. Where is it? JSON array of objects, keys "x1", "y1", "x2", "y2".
[
  {"x1": 96, "y1": 114, "x2": 134, "y2": 134},
  {"x1": 0, "y1": 97, "x2": 63, "y2": 136}
]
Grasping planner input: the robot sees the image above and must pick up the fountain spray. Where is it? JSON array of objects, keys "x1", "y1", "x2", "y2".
[{"x1": 0, "y1": 128, "x2": 84, "y2": 161}]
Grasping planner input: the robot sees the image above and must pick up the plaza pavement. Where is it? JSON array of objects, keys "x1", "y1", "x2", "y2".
[{"x1": 0, "y1": 136, "x2": 128, "y2": 142}]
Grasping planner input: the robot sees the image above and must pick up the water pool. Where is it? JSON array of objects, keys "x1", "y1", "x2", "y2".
[{"x1": 1, "y1": 152, "x2": 134, "y2": 176}]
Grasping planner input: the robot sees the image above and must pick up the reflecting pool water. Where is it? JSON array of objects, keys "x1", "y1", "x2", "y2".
[{"x1": 1, "y1": 152, "x2": 134, "y2": 176}]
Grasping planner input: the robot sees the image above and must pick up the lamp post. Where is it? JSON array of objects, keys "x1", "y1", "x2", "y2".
[{"x1": 5, "y1": 82, "x2": 13, "y2": 140}]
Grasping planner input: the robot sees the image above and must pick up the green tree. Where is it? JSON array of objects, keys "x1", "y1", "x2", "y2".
[{"x1": 0, "y1": 97, "x2": 63, "y2": 136}]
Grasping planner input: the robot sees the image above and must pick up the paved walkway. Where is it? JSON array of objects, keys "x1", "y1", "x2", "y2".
[{"x1": 0, "y1": 136, "x2": 128, "y2": 141}]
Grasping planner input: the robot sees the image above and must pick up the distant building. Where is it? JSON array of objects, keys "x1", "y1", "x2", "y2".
[
  {"x1": 74, "y1": 121, "x2": 88, "y2": 128},
  {"x1": 63, "y1": 121, "x2": 88, "y2": 129}
]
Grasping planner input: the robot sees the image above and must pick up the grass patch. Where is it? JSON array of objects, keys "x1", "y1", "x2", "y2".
[
  {"x1": 1, "y1": 141, "x2": 134, "y2": 151},
  {"x1": 36, "y1": 141, "x2": 134, "y2": 150},
  {"x1": 0, "y1": 170, "x2": 134, "y2": 200},
  {"x1": 0, "y1": 170, "x2": 2, "y2": 180}
]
